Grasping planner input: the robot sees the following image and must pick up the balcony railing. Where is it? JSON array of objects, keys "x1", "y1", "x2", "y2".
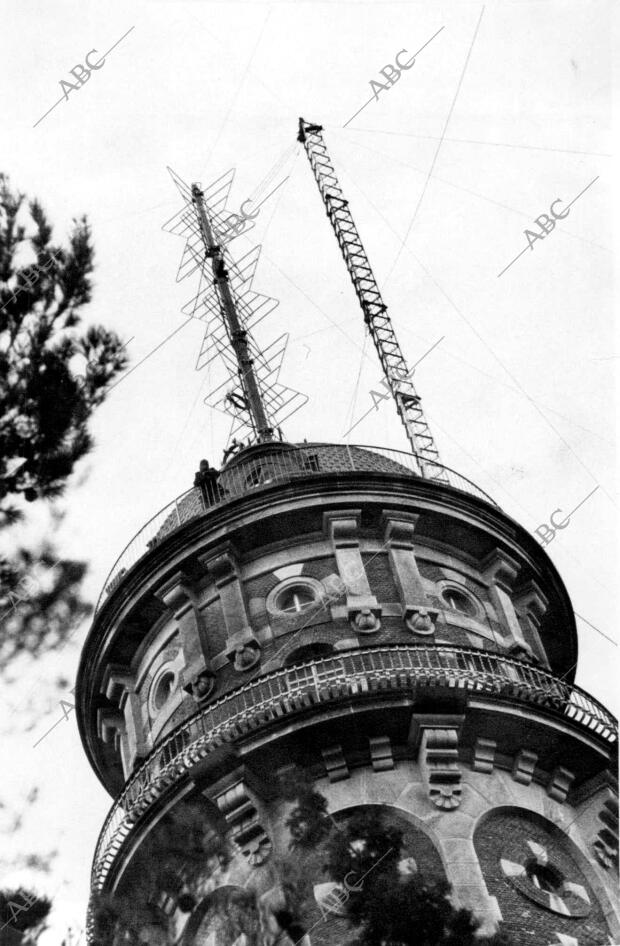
[
  {"x1": 95, "y1": 444, "x2": 497, "y2": 612},
  {"x1": 90, "y1": 644, "x2": 617, "y2": 895}
]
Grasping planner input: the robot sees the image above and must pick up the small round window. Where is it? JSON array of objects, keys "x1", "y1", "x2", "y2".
[
  {"x1": 151, "y1": 669, "x2": 175, "y2": 712},
  {"x1": 275, "y1": 584, "x2": 317, "y2": 614},
  {"x1": 441, "y1": 587, "x2": 477, "y2": 617}
]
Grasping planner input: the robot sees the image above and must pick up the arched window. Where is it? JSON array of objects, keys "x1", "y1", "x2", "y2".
[{"x1": 285, "y1": 642, "x2": 335, "y2": 666}]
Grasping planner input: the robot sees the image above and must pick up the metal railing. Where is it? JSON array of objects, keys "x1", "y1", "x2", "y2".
[
  {"x1": 90, "y1": 644, "x2": 616, "y2": 895},
  {"x1": 95, "y1": 444, "x2": 497, "y2": 612}
]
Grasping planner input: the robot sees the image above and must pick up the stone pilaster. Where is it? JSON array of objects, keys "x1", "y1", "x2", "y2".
[
  {"x1": 199, "y1": 545, "x2": 261, "y2": 670},
  {"x1": 513, "y1": 580, "x2": 551, "y2": 667},
  {"x1": 382, "y1": 511, "x2": 439, "y2": 635},
  {"x1": 324, "y1": 511, "x2": 381, "y2": 633},
  {"x1": 481, "y1": 549, "x2": 533, "y2": 658},
  {"x1": 102, "y1": 664, "x2": 149, "y2": 773},
  {"x1": 155, "y1": 570, "x2": 213, "y2": 688}
]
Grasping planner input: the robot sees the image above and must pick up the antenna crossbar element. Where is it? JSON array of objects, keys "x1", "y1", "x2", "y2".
[
  {"x1": 298, "y1": 118, "x2": 445, "y2": 480},
  {"x1": 164, "y1": 166, "x2": 307, "y2": 448},
  {"x1": 191, "y1": 183, "x2": 275, "y2": 443}
]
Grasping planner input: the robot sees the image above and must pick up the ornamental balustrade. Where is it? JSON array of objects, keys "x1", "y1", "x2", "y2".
[{"x1": 90, "y1": 644, "x2": 617, "y2": 894}]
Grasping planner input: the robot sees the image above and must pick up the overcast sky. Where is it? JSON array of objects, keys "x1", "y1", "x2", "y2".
[{"x1": 1, "y1": 0, "x2": 616, "y2": 942}]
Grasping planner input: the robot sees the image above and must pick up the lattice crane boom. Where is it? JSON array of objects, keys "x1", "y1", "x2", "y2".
[{"x1": 297, "y1": 118, "x2": 445, "y2": 480}]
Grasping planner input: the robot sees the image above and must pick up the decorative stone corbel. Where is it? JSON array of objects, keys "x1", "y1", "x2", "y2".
[
  {"x1": 411, "y1": 716, "x2": 463, "y2": 810},
  {"x1": 382, "y1": 513, "x2": 439, "y2": 635},
  {"x1": 97, "y1": 707, "x2": 125, "y2": 747},
  {"x1": 369, "y1": 735, "x2": 394, "y2": 771},
  {"x1": 321, "y1": 744, "x2": 349, "y2": 782},
  {"x1": 350, "y1": 603, "x2": 382, "y2": 634},
  {"x1": 225, "y1": 627, "x2": 261, "y2": 672},
  {"x1": 420, "y1": 728, "x2": 462, "y2": 810},
  {"x1": 404, "y1": 606, "x2": 439, "y2": 635},
  {"x1": 183, "y1": 666, "x2": 217, "y2": 702},
  {"x1": 593, "y1": 795, "x2": 619, "y2": 870},
  {"x1": 512, "y1": 748, "x2": 538, "y2": 785},
  {"x1": 547, "y1": 766, "x2": 575, "y2": 803},
  {"x1": 472, "y1": 737, "x2": 497, "y2": 773},
  {"x1": 514, "y1": 580, "x2": 549, "y2": 622},
  {"x1": 324, "y1": 512, "x2": 382, "y2": 633},
  {"x1": 212, "y1": 776, "x2": 272, "y2": 866}
]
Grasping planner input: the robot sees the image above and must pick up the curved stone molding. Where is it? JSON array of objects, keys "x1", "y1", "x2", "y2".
[{"x1": 88, "y1": 645, "x2": 617, "y2": 894}]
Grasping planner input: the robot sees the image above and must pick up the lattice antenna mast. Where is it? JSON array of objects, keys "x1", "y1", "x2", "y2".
[
  {"x1": 191, "y1": 183, "x2": 274, "y2": 443},
  {"x1": 164, "y1": 167, "x2": 307, "y2": 448},
  {"x1": 297, "y1": 118, "x2": 445, "y2": 479}
]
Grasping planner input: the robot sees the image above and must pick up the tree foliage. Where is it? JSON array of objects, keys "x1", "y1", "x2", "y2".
[
  {"x1": 282, "y1": 776, "x2": 513, "y2": 946},
  {"x1": 0, "y1": 172, "x2": 129, "y2": 670},
  {"x1": 0, "y1": 888, "x2": 51, "y2": 941}
]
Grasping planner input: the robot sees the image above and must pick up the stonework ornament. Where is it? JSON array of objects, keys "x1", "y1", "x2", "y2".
[
  {"x1": 186, "y1": 668, "x2": 216, "y2": 702},
  {"x1": 233, "y1": 643, "x2": 261, "y2": 672},
  {"x1": 500, "y1": 839, "x2": 591, "y2": 917},
  {"x1": 214, "y1": 779, "x2": 273, "y2": 867},
  {"x1": 419, "y1": 727, "x2": 462, "y2": 810},
  {"x1": 351, "y1": 607, "x2": 381, "y2": 633},
  {"x1": 404, "y1": 605, "x2": 438, "y2": 635}
]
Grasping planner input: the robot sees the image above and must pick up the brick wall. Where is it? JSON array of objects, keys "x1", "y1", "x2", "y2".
[
  {"x1": 291, "y1": 804, "x2": 446, "y2": 946},
  {"x1": 363, "y1": 552, "x2": 400, "y2": 602}
]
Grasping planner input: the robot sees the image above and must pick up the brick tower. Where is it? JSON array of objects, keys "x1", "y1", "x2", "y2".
[
  {"x1": 77, "y1": 156, "x2": 618, "y2": 946},
  {"x1": 77, "y1": 439, "x2": 618, "y2": 945}
]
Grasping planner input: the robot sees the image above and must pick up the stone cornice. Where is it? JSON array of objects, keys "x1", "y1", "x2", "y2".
[{"x1": 76, "y1": 474, "x2": 581, "y2": 794}]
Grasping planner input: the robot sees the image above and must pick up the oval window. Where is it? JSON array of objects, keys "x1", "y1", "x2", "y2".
[
  {"x1": 441, "y1": 588, "x2": 477, "y2": 617},
  {"x1": 274, "y1": 584, "x2": 318, "y2": 614},
  {"x1": 152, "y1": 670, "x2": 175, "y2": 711}
]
